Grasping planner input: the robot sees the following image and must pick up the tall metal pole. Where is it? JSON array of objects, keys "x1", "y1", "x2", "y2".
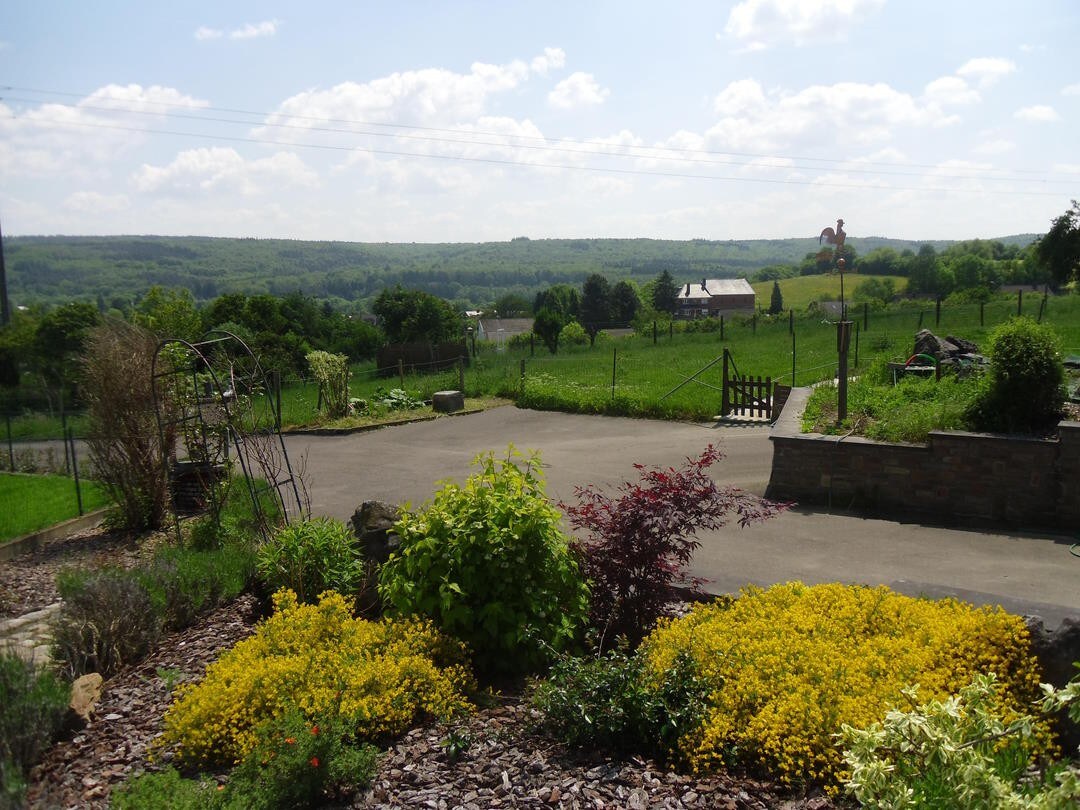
[{"x1": 0, "y1": 215, "x2": 10, "y2": 327}]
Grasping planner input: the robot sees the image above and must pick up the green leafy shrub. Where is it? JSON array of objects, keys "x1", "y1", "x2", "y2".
[
  {"x1": 968, "y1": 317, "x2": 1065, "y2": 433},
  {"x1": 558, "y1": 320, "x2": 588, "y2": 346},
  {"x1": 220, "y1": 710, "x2": 378, "y2": 809},
  {"x1": 529, "y1": 646, "x2": 707, "y2": 762},
  {"x1": 256, "y1": 517, "x2": 366, "y2": 605},
  {"x1": 51, "y1": 568, "x2": 161, "y2": 679},
  {"x1": 378, "y1": 447, "x2": 589, "y2": 674},
  {"x1": 160, "y1": 589, "x2": 473, "y2": 767},
  {"x1": 640, "y1": 582, "x2": 1050, "y2": 791},
  {"x1": 843, "y1": 673, "x2": 1080, "y2": 808},
  {"x1": 0, "y1": 651, "x2": 70, "y2": 804},
  {"x1": 141, "y1": 545, "x2": 255, "y2": 630},
  {"x1": 111, "y1": 768, "x2": 217, "y2": 810}
]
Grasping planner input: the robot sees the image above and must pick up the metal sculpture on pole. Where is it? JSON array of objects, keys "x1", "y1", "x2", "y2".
[{"x1": 819, "y1": 218, "x2": 852, "y2": 423}]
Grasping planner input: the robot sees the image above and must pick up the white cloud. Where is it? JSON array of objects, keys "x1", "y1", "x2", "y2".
[
  {"x1": 133, "y1": 148, "x2": 317, "y2": 195},
  {"x1": 1014, "y1": 105, "x2": 1059, "y2": 122},
  {"x1": 956, "y1": 57, "x2": 1016, "y2": 88},
  {"x1": 706, "y1": 79, "x2": 951, "y2": 153},
  {"x1": 0, "y1": 85, "x2": 209, "y2": 179},
  {"x1": 923, "y1": 76, "x2": 980, "y2": 106},
  {"x1": 548, "y1": 72, "x2": 610, "y2": 109},
  {"x1": 723, "y1": 0, "x2": 885, "y2": 49},
  {"x1": 261, "y1": 58, "x2": 531, "y2": 133},
  {"x1": 972, "y1": 138, "x2": 1015, "y2": 156},
  {"x1": 230, "y1": 19, "x2": 280, "y2": 40},
  {"x1": 195, "y1": 19, "x2": 279, "y2": 42},
  {"x1": 530, "y1": 47, "x2": 566, "y2": 76},
  {"x1": 1063, "y1": 83, "x2": 1080, "y2": 96}
]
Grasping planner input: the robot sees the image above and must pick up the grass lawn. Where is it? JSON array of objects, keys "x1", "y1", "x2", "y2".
[
  {"x1": 751, "y1": 274, "x2": 908, "y2": 310},
  {"x1": 0, "y1": 473, "x2": 111, "y2": 543}
]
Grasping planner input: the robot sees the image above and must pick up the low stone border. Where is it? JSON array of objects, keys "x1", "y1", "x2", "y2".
[
  {"x1": 284, "y1": 404, "x2": 490, "y2": 436},
  {"x1": 0, "y1": 508, "x2": 109, "y2": 563}
]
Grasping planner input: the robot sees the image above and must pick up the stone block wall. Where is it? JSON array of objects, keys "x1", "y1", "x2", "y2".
[{"x1": 767, "y1": 387, "x2": 1079, "y2": 531}]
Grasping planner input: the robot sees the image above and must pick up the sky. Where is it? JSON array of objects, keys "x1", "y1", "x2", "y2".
[{"x1": 1, "y1": 0, "x2": 1078, "y2": 243}]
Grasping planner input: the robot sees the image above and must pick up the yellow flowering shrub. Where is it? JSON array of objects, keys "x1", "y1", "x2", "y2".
[
  {"x1": 640, "y1": 582, "x2": 1050, "y2": 790},
  {"x1": 160, "y1": 589, "x2": 474, "y2": 767}
]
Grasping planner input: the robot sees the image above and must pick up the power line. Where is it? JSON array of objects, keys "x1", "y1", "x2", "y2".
[
  {"x1": 2, "y1": 83, "x2": 1066, "y2": 181},
  {"x1": 4, "y1": 112, "x2": 1069, "y2": 198}
]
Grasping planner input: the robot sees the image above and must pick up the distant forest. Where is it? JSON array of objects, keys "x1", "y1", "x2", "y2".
[{"x1": 5, "y1": 233, "x2": 1040, "y2": 312}]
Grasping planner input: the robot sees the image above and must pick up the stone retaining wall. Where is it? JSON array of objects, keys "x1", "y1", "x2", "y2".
[{"x1": 767, "y1": 388, "x2": 1080, "y2": 531}]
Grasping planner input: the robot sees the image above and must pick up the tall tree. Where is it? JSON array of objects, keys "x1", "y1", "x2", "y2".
[
  {"x1": 373, "y1": 285, "x2": 462, "y2": 344},
  {"x1": 651, "y1": 269, "x2": 679, "y2": 315},
  {"x1": 579, "y1": 274, "x2": 611, "y2": 346},
  {"x1": 532, "y1": 307, "x2": 565, "y2": 354},
  {"x1": 768, "y1": 280, "x2": 784, "y2": 315},
  {"x1": 533, "y1": 284, "x2": 580, "y2": 320},
  {"x1": 1034, "y1": 200, "x2": 1080, "y2": 287},
  {"x1": 610, "y1": 280, "x2": 640, "y2": 324}
]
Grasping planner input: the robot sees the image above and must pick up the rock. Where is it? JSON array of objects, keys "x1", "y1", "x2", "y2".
[
  {"x1": 1025, "y1": 616, "x2": 1080, "y2": 751},
  {"x1": 432, "y1": 390, "x2": 465, "y2": 413},
  {"x1": 628, "y1": 788, "x2": 649, "y2": 809},
  {"x1": 67, "y1": 673, "x2": 104, "y2": 729},
  {"x1": 946, "y1": 335, "x2": 980, "y2": 354},
  {"x1": 351, "y1": 500, "x2": 401, "y2": 566}
]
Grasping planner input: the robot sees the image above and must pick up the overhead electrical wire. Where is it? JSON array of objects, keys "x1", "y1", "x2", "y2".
[{"x1": 0, "y1": 84, "x2": 1072, "y2": 197}]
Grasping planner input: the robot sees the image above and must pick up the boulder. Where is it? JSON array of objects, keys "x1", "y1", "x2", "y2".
[
  {"x1": 67, "y1": 672, "x2": 104, "y2": 729},
  {"x1": 351, "y1": 501, "x2": 401, "y2": 566},
  {"x1": 1026, "y1": 616, "x2": 1080, "y2": 752}
]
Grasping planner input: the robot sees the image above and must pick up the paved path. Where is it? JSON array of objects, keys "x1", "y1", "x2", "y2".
[{"x1": 286, "y1": 406, "x2": 1080, "y2": 630}]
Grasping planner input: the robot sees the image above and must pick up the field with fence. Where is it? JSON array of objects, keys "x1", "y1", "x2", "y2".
[{"x1": 3, "y1": 292, "x2": 1079, "y2": 449}]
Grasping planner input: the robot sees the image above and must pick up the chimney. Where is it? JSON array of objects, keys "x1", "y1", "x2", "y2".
[
  {"x1": 684, "y1": 283, "x2": 690, "y2": 296},
  {"x1": 700, "y1": 277, "x2": 707, "y2": 291}
]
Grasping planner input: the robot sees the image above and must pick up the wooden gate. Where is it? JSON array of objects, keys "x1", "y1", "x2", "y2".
[{"x1": 721, "y1": 348, "x2": 773, "y2": 419}]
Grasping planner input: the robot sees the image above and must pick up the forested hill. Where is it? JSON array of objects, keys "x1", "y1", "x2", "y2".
[{"x1": 6, "y1": 233, "x2": 1039, "y2": 311}]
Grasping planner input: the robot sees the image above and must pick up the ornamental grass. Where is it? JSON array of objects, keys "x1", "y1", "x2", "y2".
[{"x1": 640, "y1": 582, "x2": 1050, "y2": 790}]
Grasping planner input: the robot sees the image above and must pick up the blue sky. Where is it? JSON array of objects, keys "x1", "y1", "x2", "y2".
[{"x1": 1, "y1": 0, "x2": 1077, "y2": 242}]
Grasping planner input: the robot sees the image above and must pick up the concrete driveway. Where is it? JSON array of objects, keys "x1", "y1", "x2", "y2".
[{"x1": 286, "y1": 406, "x2": 1080, "y2": 629}]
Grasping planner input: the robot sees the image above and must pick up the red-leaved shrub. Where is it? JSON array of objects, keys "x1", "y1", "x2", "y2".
[{"x1": 562, "y1": 444, "x2": 788, "y2": 647}]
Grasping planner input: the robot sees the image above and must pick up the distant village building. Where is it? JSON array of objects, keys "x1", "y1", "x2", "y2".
[{"x1": 676, "y1": 278, "x2": 756, "y2": 319}]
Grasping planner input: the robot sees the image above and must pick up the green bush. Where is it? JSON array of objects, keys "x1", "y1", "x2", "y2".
[
  {"x1": 111, "y1": 768, "x2": 217, "y2": 810},
  {"x1": 558, "y1": 320, "x2": 588, "y2": 346},
  {"x1": 529, "y1": 647, "x2": 707, "y2": 762},
  {"x1": 968, "y1": 317, "x2": 1065, "y2": 433},
  {"x1": 220, "y1": 710, "x2": 379, "y2": 809},
  {"x1": 51, "y1": 568, "x2": 162, "y2": 679},
  {"x1": 141, "y1": 545, "x2": 256, "y2": 630},
  {"x1": 256, "y1": 518, "x2": 366, "y2": 605},
  {"x1": 0, "y1": 651, "x2": 69, "y2": 805},
  {"x1": 378, "y1": 447, "x2": 589, "y2": 674}
]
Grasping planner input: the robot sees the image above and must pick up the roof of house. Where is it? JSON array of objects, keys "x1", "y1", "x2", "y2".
[{"x1": 677, "y1": 278, "x2": 755, "y2": 299}]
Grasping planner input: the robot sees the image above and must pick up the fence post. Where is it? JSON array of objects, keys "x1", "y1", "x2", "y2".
[
  {"x1": 458, "y1": 356, "x2": 465, "y2": 393},
  {"x1": 791, "y1": 331, "x2": 796, "y2": 386},
  {"x1": 863, "y1": 302, "x2": 869, "y2": 331},
  {"x1": 854, "y1": 322, "x2": 860, "y2": 368},
  {"x1": 721, "y1": 349, "x2": 730, "y2": 416},
  {"x1": 789, "y1": 309, "x2": 794, "y2": 335},
  {"x1": 653, "y1": 321, "x2": 657, "y2": 345},
  {"x1": 720, "y1": 316, "x2": 725, "y2": 341},
  {"x1": 669, "y1": 321, "x2": 673, "y2": 340},
  {"x1": 611, "y1": 347, "x2": 617, "y2": 400},
  {"x1": 935, "y1": 296, "x2": 941, "y2": 327},
  {"x1": 5, "y1": 412, "x2": 12, "y2": 472},
  {"x1": 59, "y1": 390, "x2": 70, "y2": 476},
  {"x1": 273, "y1": 370, "x2": 282, "y2": 428},
  {"x1": 917, "y1": 310, "x2": 924, "y2": 329},
  {"x1": 1037, "y1": 292, "x2": 1047, "y2": 323},
  {"x1": 68, "y1": 427, "x2": 84, "y2": 516}
]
